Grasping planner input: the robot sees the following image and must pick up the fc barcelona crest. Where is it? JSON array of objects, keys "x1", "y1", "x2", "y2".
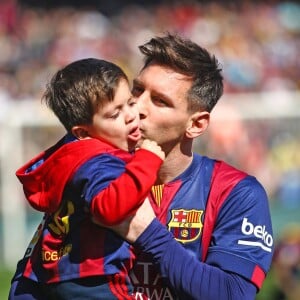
[{"x1": 168, "y1": 209, "x2": 203, "y2": 243}]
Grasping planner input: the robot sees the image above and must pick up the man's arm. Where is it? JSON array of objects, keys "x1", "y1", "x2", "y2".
[
  {"x1": 110, "y1": 199, "x2": 257, "y2": 300},
  {"x1": 134, "y1": 218, "x2": 257, "y2": 300}
]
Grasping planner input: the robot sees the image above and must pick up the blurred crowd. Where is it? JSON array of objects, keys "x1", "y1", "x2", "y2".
[
  {"x1": 257, "y1": 223, "x2": 300, "y2": 300},
  {"x1": 0, "y1": 1, "x2": 300, "y2": 296},
  {"x1": 0, "y1": 0, "x2": 300, "y2": 102},
  {"x1": 0, "y1": 0, "x2": 299, "y2": 204},
  {"x1": 272, "y1": 224, "x2": 300, "y2": 300},
  {"x1": 1, "y1": 0, "x2": 299, "y2": 205}
]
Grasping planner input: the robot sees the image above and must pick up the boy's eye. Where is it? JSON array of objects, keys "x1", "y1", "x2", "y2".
[
  {"x1": 128, "y1": 98, "x2": 137, "y2": 106},
  {"x1": 110, "y1": 111, "x2": 120, "y2": 119}
]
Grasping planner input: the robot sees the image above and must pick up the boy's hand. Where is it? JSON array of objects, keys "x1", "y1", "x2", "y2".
[{"x1": 140, "y1": 139, "x2": 165, "y2": 160}]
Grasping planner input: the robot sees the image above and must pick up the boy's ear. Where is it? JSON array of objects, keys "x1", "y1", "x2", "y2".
[
  {"x1": 186, "y1": 111, "x2": 210, "y2": 138},
  {"x1": 71, "y1": 126, "x2": 89, "y2": 140}
]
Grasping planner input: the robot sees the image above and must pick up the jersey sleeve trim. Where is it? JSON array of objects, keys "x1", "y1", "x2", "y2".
[{"x1": 206, "y1": 250, "x2": 266, "y2": 289}]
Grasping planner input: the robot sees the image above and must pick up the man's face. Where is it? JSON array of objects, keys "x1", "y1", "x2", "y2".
[{"x1": 132, "y1": 63, "x2": 193, "y2": 153}]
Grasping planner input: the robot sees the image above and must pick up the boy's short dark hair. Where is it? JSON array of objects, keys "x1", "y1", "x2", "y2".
[{"x1": 43, "y1": 58, "x2": 128, "y2": 132}]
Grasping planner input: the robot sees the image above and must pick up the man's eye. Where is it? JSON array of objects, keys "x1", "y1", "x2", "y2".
[
  {"x1": 132, "y1": 86, "x2": 143, "y2": 96},
  {"x1": 153, "y1": 97, "x2": 168, "y2": 106}
]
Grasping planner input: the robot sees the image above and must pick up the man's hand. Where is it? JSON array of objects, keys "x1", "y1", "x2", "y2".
[{"x1": 99, "y1": 198, "x2": 155, "y2": 243}]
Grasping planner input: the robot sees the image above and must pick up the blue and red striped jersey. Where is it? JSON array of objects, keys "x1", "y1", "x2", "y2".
[
  {"x1": 130, "y1": 154, "x2": 274, "y2": 299},
  {"x1": 12, "y1": 134, "x2": 162, "y2": 298}
]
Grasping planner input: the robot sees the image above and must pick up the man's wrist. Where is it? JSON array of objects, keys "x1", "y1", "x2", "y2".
[{"x1": 133, "y1": 218, "x2": 173, "y2": 257}]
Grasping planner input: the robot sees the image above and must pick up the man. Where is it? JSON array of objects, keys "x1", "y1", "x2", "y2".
[{"x1": 109, "y1": 33, "x2": 274, "y2": 299}]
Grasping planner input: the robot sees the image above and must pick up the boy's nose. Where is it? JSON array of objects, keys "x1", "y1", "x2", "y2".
[{"x1": 137, "y1": 96, "x2": 148, "y2": 120}]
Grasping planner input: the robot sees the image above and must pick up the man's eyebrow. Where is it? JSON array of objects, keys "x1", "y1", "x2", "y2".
[
  {"x1": 132, "y1": 78, "x2": 172, "y2": 102},
  {"x1": 132, "y1": 78, "x2": 142, "y2": 86}
]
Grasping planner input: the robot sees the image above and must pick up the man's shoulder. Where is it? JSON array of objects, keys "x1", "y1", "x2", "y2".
[
  {"x1": 196, "y1": 154, "x2": 248, "y2": 177},
  {"x1": 213, "y1": 160, "x2": 247, "y2": 176}
]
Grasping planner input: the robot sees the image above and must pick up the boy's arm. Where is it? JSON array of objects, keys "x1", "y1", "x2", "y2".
[{"x1": 89, "y1": 149, "x2": 163, "y2": 225}]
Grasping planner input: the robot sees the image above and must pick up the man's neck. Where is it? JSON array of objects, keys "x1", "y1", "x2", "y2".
[{"x1": 156, "y1": 151, "x2": 193, "y2": 184}]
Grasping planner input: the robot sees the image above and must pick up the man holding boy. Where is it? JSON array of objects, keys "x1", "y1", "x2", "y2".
[{"x1": 110, "y1": 33, "x2": 274, "y2": 300}]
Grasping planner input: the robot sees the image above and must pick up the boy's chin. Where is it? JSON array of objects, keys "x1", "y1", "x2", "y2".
[
  {"x1": 128, "y1": 141, "x2": 139, "y2": 152},
  {"x1": 136, "y1": 138, "x2": 144, "y2": 148}
]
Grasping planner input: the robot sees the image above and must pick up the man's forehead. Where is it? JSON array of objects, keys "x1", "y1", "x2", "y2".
[
  {"x1": 136, "y1": 64, "x2": 192, "y2": 89},
  {"x1": 134, "y1": 67, "x2": 190, "y2": 110}
]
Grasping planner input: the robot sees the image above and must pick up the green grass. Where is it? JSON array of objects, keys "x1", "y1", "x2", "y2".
[
  {"x1": 255, "y1": 268, "x2": 281, "y2": 300},
  {"x1": 0, "y1": 268, "x2": 13, "y2": 299}
]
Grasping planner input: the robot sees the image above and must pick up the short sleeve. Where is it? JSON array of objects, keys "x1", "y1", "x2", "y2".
[{"x1": 206, "y1": 176, "x2": 274, "y2": 288}]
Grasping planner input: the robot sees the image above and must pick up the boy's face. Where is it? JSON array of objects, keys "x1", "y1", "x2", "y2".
[{"x1": 86, "y1": 78, "x2": 141, "y2": 152}]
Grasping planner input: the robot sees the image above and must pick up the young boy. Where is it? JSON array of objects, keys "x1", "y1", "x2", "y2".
[{"x1": 9, "y1": 58, "x2": 164, "y2": 299}]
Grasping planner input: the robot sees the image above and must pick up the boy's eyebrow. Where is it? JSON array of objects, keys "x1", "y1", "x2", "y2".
[{"x1": 103, "y1": 95, "x2": 133, "y2": 116}]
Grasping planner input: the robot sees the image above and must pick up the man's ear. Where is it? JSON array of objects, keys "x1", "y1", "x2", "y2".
[
  {"x1": 71, "y1": 126, "x2": 90, "y2": 140},
  {"x1": 186, "y1": 111, "x2": 210, "y2": 138}
]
